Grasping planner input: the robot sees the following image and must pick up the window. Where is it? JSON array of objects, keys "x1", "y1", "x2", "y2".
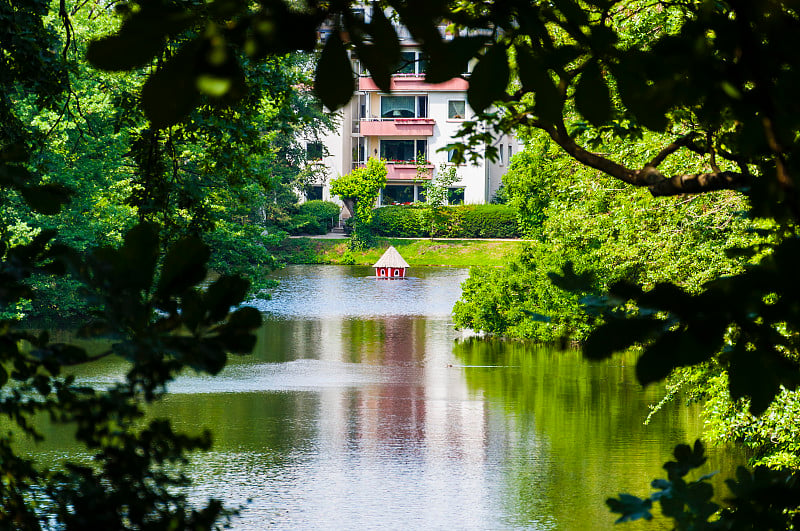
[
  {"x1": 381, "y1": 96, "x2": 415, "y2": 118},
  {"x1": 380, "y1": 140, "x2": 427, "y2": 162},
  {"x1": 384, "y1": 185, "x2": 415, "y2": 204},
  {"x1": 352, "y1": 138, "x2": 366, "y2": 166},
  {"x1": 448, "y1": 100, "x2": 466, "y2": 120},
  {"x1": 498, "y1": 143, "x2": 504, "y2": 165},
  {"x1": 380, "y1": 95, "x2": 427, "y2": 118},
  {"x1": 447, "y1": 149, "x2": 457, "y2": 162},
  {"x1": 415, "y1": 139, "x2": 427, "y2": 161},
  {"x1": 417, "y1": 96, "x2": 427, "y2": 118},
  {"x1": 381, "y1": 140, "x2": 415, "y2": 161},
  {"x1": 306, "y1": 142, "x2": 323, "y2": 161},
  {"x1": 395, "y1": 51, "x2": 426, "y2": 74},
  {"x1": 447, "y1": 187, "x2": 465, "y2": 205},
  {"x1": 305, "y1": 185, "x2": 323, "y2": 201},
  {"x1": 508, "y1": 144, "x2": 513, "y2": 164}
]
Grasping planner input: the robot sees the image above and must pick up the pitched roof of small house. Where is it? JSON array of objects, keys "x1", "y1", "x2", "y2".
[{"x1": 373, "y1": 246, "x2": 410, "y2": 269}]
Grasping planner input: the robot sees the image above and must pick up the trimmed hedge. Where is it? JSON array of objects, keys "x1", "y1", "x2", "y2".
[
  {"x1": 370, "y1": 205, "x2": 426, "y2": 237},
  {"x1": 371, "y1": 204, "x2": 521, "y2": 238}
]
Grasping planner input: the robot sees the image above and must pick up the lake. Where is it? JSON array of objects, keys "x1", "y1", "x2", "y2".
[{"x1": 32, "y1": 265, "x2": 744, "y2": 529}]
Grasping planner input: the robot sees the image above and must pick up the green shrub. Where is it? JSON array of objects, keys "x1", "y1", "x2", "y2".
[
  {"x1": 286, "y1": 214, "x2": 324, "y2": 235},
  {"x1": 299, "y1": 200, "x2": 340, "y2": 230},
  {"x1": 286, "y1": 200, "x2": 340, "y2": 235},
  {"x1": 460, "y1": 205, "x2": 520, "y2": 238},
  {"x1": 370, "y1": 205, "x2": 425, "y2": 237},
  {"x1": 371, "y1": 204, "x2": 520, "y2": 238}
]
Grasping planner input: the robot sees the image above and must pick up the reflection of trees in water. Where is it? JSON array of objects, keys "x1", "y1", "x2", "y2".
[{"x1": 452, "y1": 338, "x2": 745, "y2": 530}]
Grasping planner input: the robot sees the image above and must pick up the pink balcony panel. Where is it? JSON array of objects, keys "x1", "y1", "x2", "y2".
[
  {"x1": 360, "y1": 118, "x2": 435, "y2": 136},
  {"x1": 386, "y1": 163, "x2": 433, "y2": 180},
  {"x1": 359, "y1": 75, "x2": 469, "y2": 92}
]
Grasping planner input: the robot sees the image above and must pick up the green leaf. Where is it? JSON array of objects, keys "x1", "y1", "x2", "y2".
[
  {"x1": 468, "y1": 43, "x2": 510, "y2": 114},
  {"x1": 315, "y1": 33, "x2": 355, "y2": 111},
  {"x1": 575, "y1": 60, "x2": 612, "y2": 126}
]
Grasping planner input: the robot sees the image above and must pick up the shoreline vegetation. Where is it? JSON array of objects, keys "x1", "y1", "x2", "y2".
[{"x1": 278, "y1": 237, "x2": 527, "y2": 267}]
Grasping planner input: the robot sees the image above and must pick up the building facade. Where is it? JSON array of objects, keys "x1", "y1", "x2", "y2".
[{"x1": 305, "y1": 13, "x2": 518, "y2": 208}]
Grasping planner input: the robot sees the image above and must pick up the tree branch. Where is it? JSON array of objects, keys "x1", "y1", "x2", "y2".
[
  {"x1": 646, "y1": 133, "x2": 699, "y2": 168},
  {"x1": 541, "y1": 118, "x2": 749, "y2": 196}
]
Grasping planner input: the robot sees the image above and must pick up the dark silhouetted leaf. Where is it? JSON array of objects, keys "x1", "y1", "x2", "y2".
[
  {"x1": 369, "y1": 4, "x2": 400, "y2": 61},
  {"x1": 729, "y1": 343, "x2": 800, "y2": 415},
  {"x1": 315, "y1": 33, "x2": 355, "y2": 111},
  {"x1": 575, "y1": 60, "x2": 611, "y2": 126},
  {"x1": 425, "y1": 36, "x2": 486, "y2": 84},
  {"x1": 157, "y1": 236, "x2": 210, "y2": 297},
  {"x1": 607, "y1": 493, "x2": 653, "y2": 523},
  {"x1": 515, "y1": 46, "x2": 561, "y2": 123},
  {"x1": 120, "y1": 223, "x2": 159, "y2": 291},
  {"x1": 355, "y1": 43, "x2": 393, "y2": 93},
  {"x1": 141, "y1": 44, "x2": 200, "y2": 128},
  {"x1": 20, "y1": 184, "x2": 73, "y2": 215},
  {"x1": 583, "y1": 317, "x2": 663, "y2": 360},
  {"x1": 87, "y1": 8, "x2": 194, "y2": 71},
  {"x1": 468, "y1": 43, "x2": 510, "y2": 114},
  {"x1": 0, "y1": 143, "x2": 29, "y2": 162},
  {"x1": 205, "y1": 275, "x2": 250, "y2": 322}
]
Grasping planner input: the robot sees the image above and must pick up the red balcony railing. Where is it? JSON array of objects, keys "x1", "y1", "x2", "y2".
[
  {"x1": 360, "y1": 118, "x2": 435, "y2": 137},
  {"x1": 358, "y1": 75, "x2": 469, "y2": 92},
  {"x1": 385, "y1": 161, "x2": 433, "y2": 180}
]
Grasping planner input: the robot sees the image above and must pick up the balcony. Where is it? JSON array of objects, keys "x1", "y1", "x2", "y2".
[
  {"x1": 358, "y1": 75, "x2": 469, "y2": 92},
  {"x1": 385, "y1": 161, "x2": 433, "y2": 180},
  {"x1": 360, "y1": 118, "x2": 435, "y2": 137}
]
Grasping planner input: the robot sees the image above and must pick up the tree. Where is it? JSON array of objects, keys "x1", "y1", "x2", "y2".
[{"x1": 329, "y1": 157, "x2": 387, "y2": 249}]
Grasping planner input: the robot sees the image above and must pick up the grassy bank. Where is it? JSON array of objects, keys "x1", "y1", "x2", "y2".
[{"x1": 279, "y1": 237, "x2": 527, "y2": 267}]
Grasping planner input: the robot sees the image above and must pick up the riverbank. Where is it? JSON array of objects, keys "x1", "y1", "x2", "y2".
[{"x1": 279, "y1": 237, "x2": 527, "y2": 267}]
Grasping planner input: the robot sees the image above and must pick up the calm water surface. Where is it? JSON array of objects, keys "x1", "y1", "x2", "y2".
[{"x1": 38, "y1": 265, "x2": 744, "y2": 529}]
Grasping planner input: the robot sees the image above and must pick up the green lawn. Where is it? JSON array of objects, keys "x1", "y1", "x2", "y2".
[{"x1": 279, "y1": 237, "x2": 527, "y2": 267}]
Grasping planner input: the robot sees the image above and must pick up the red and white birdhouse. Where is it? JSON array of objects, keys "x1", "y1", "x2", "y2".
[{"x1": 373, "y1": 246, "x2": 410, "y2": 279}]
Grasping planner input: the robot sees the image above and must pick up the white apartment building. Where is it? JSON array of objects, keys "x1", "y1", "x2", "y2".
[{"x1": 304, "y1": 13, "x2": 518, "y2": 207}]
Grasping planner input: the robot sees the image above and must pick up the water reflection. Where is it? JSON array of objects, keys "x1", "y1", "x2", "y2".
[{"x1": 27, "y1": 266, "x2": 745, "y2": 530}]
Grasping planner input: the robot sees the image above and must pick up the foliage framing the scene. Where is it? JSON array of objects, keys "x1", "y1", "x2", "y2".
[{"x1": 4, "y1": 0, "x2": 800, "y2": 527}]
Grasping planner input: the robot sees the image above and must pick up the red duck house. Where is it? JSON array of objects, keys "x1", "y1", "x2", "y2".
[{"x1": 373, "y1": 246, "x2": 410, "y2": 279}]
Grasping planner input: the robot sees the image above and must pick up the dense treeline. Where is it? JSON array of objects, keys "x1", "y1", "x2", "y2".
[
  {"x1": 3, "y1": 5, "x2": 333, "y2": 323},
  {"x1": 1, "y1": 3, "x2": 331, "y2": 527},
  {"x1": 454, "y1": 131, "x2": 758, "y2": 342},
  {"x1": 454, "y1": 130, "x2": 800, "y2": 471}
]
